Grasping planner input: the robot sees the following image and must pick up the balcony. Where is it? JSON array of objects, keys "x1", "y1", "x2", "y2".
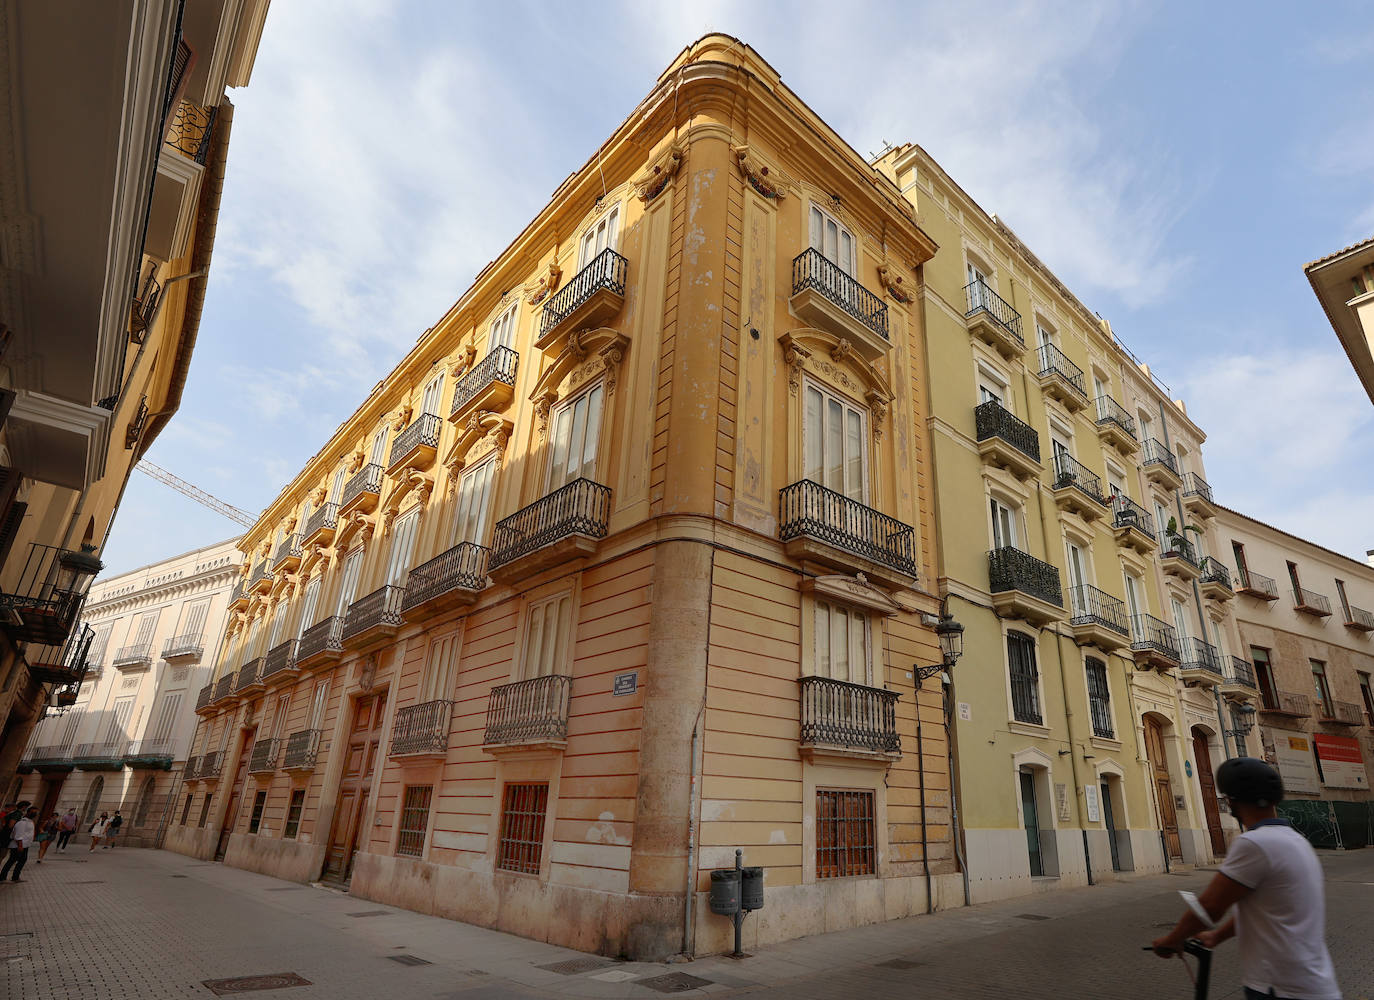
[
  {"x1": 71, "y1": 743, "x2": 126, "y2": 770},
  {"x1": 199, "y1": 750, "x2": 226, "y2": 781},
  {"x1": 778, "y1": 480, "x2": 917, "y2": 589},
  {"x1": 798, "y1": 676, "x2": 900, "y2": 761},
  {"x1": 1160, "y1": 535, "x2": 1201, "y2": 582},
  {"x1": 262, "y1": 639, "x2": 299, "y2": 685},
  {"x1": 489, "y1": 478, "x2": 612, "y2": 583},
  {"x1": 297, "y1": 617, "x2": 345, "y2": 669},
  {"x1": 1293, "y1": 587, "x2": 1333, "y2": 618},
  {"x1": 339, "y1": 463, "x2": 383, "y2": 517},
  {"x1": 212, "y1": 672, "x2": 237, "y2": 703},
  {"x1": 273, "y1": 533, "x2": 303, "y2": 573},
  {"x1": 387, "y1": 412, "x2": 442, "y2": 474},
  {"x1": 450, "y1": 346, "x2": 519, "y2": 424},
  {"x1": 162, "y1": 632, "x2": 204, "y2": 664},
  {"x1": 988, "y1": 547, "x2": 1065, "y2": 625},
  {"x1": 1179, "y1": 637, "x2": 1224, "y2": 687},
  {"x1": 248, "y1": 738, "x2": 280, "y2": 774},
  {"x1": 129, "y1": 269, "x2": 162, "y2": 343},
  {"x1": 1198, "y1": 558, "x2": 1234, "y2": 602},
  {"x1": 235, "y1": 657, "x2": 265, "y2": 696},
  {"x1": 303, "y1": 502, "x2": 340, "y2": 547},
  {"x1": 537, "y1": 248, "x2": 628, "y2": 351},
  {"x1": 282, "y1": 729, "x2": 324, "y2": 774},
  {"x1": 27, "y1": 746, "x2": 73, "y2": 773},
  {"x1": 1344, "y1": 604, "x2": 1374, "y2": 632},
  {"x1": 974, "y1": 400, "x2": 1042, "y2": 481},
  {"x1": 28, "y1": 622, "x2": 94, "y2": 688},
  {"x1": 1142, "y1": 439, "x2": 1183, "y2": 490},
  {"x1": 963, "y1": 278, "x2": 1025, "y2": 359},
  {"x1": 1221, "y1": 656, "x2": 1259, "y2": 698},
  {"x1": 1259, "y1": 691, "x2": 1311, "y2": 720},
  {"x1": 1109, "y1": 493, "x2": 1157, "y2": 555},
  {"x1": 483, "y1": 674, "x2": 572, "y2": 751},
  {"x1": 342, "y1": 586, "x2": 405, "y2": 648},
  {"x1": 1236, "y1": 568, "x2": 1280, "y2": 602},
  {"x1": 0, "y1": 543, "x2": 97, "y2": 646},
  {"x1": 228, "y1": 580, "x2": 249, "y2": 612},
  {"x1": 194, "y1": 683, "x2": 214, "y2": 714},
  {"x1": 1182, "y1": 473, "x2": 1217, "y2": 520},
  {"x1": 1067, "y1": 584, "x2": 1130, "y2": 652},
  {"x1": 789, "y1": 248, "x2": 890, "y2": 362},
  {"x1": 123, "y1": 739, "x2": 174, "y2": 770},
  {"x1": 184, "y1": 755, "x2": 201, "y2": 780},
  {"x1": 1035, "y1": 343, "x2": 1089, "y2": 411},
  {"x1": 248, "y1": 561, "x2": 273, "y2": 596},
  {"x1": 400, "y1": 543, "x2": 489, "y2": 622},
  {"x1": 112, "y1": 642, "x2": 153, "y2": 672},
  {"x1": 389, "y1": 699, "x2": 455, "y2": 759},
  {"x1": 1131, "y1": 613, "x2": 1181, "y2": 672},
  {"x1": 1051, "y1": 453, "x2": 1109, "y2": 521},
  {"x1": 1094, "y1": 395, "x2": 1138, "y2": 455},
  {"x1": 1318, "y1": 700, "x2": 1363, "y2": 726}
]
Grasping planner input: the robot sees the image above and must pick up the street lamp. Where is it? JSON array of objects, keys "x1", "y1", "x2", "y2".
[
  {"x1": 1224, "y1": 703, "x2": 1258, "y2": 750},
  {"x1": 914, "y1": 606, "x2": 963, "y2": 688}
]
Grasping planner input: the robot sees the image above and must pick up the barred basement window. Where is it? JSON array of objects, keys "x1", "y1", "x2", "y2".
[
  {"x1": 497, "y1": 782, "x2": 549, "y2": 875},
  {"x1": 1085, "y1": 658, "x2": 1114, "y2": 739},
  {"x1": 283, "y1": 789, "x2": 306, "y2": 839},
  {"x1": 1008, "y1": 632, "x2": 1042, "y2": 725},
  {"x1": 816, "y1": 789, "x2": 875, "y2": 879},
  {"x1": 180, "y1": 792, "x2": 194, "y2": 826},
  {"x1": 198, "y1": 794, "x2": 213, "y2": 828},
  {"x1": 396, "y1": 785, "x2": 433, "y2": 857},
  {"x1": 248, "y1": 790, "x2": 268, "y2": 834}
]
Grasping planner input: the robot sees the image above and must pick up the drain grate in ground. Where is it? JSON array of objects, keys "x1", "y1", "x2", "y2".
[
  {"x1": 170, "y1": 874, "x2": 188, "y2": 878},
  {"x1": 638, "y1": 972, "x2": 715, "y2": 993},
  {"x1": 346, "y1": 910, "x2": 392, "y2": 918},
  {"x1": 387, "y1": 954, "x2": 432, "y2": 966},
  {"x1": 1015, "y1": 913, "x2": 1051, "y2": 921},
  {"x1": 70, "y1": 880, "x2": 106, "y2": 885},
  {"x1": 538, "y1": 957, "x2": 616, "y2": 976},
  {"x1": 875, "y1": 958, "x2": 925, "y2": 970},
  {"x1": 202, "y1": 973, "x2": 312, "y2": 995}
]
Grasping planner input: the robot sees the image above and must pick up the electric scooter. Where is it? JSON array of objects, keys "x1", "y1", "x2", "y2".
[{"x1": 1144, "y1": 940, "x2": 1213, "y2": 1000}]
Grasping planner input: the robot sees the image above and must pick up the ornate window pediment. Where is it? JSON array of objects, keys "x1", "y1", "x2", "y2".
[
  {"x1": 443, "y1": 411, "x2": 513, "y2": 496},
  {"x1": 529, "y1": 328, "x2": 629, "y2": 439},
  {"x1": 801, "y1": 574, "x2": 903, "y2": 618},
  {"x1": 380, "y1": 470, "x2": 434, "y2": 534},
  {"x1": 334, "y1": 510, "x2": 376, "y2": 549},
  {"x1": 780, "y1": 330, "x2": 894, "y2": 438}
]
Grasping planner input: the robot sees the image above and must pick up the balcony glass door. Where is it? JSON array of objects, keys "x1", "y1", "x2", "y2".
[
  {"x1": 547, "y1": 384, "x2": 603, "y2": 490},
  {"x1": 335, "y1": 549, "x2": 363, "y2": 617},
  {"x1": 368, "y1": 428, "x2": 388, "y2": 466},
  {"x1": 452, "y1": 459, "x2": 495, "y2": 546},
  {"x1": 387, "y1": 508, "x2": 420, "y2": 587},
  {"x1": 1171, "y1": 599, "x2": 1191, "y2": 647},
  {"x1": 1066, "y1": 542, "x2": 1088, "y2": 614},
  {"x1": 296, "y1": 578, "x2": 321, "y2": 640},
  {"x1": 421, "y1": 632, "x2": 460, "y2": 702},
  {"x1": 266, "y1": 602, "x2": 286, "y2": 650},
  {"x1": 967, "y1": 261, "x2": 989, "y2": 310},
  {"x1": 804, "y1": 384, "x2": 866, "y2": 503},
  {"x1": 809, "y1": 205, "x2": 854, "y2": 276},
  {"x1": 990, "y1": 498, "x2": 1017, "y2": 550},
  {"x1": 329, "y1": 468, "x2": 345, "y2": 504},
  {"x1": 815, "y1": 600, "x2": 871, "y2": 686},
  {"x1": 489, "y1": 303, "x2": 517, "y2": 351},
  {"x1": 579, "y1": 206, "x2": 620, "y2": 267},
  {"x1": 420, "y1": 374, "x2": 444, "y2": 417}
]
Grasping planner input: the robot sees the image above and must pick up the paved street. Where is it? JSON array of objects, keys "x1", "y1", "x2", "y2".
[{"x1": 3, "y1": 848, "x2": 1372, "y2": 1000}]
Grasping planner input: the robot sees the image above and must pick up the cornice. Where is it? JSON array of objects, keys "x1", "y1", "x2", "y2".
[{"x1": 85, "y1": 564, "x2": 240, "y2": 617}]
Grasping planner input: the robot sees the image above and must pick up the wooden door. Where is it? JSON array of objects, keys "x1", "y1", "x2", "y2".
[
  {"x1": 1144, "y1": 717, "x2": 1182, "y2": 859},
  {"x1": 216, "y1": 728, "x2": 254, "y2": 861},
  {"x1": 39, "y1": 778, "x2": 63, "y2": 821},
  {"x1": 322, "y1": 690, "x2": 386, "y2": 883},
  {"x1": 1101, "y1": 781, "x2": 1122, "y2": 872},
  {"x1": 1193, "y1": 729, "x2": 1226, "y2": 856}
]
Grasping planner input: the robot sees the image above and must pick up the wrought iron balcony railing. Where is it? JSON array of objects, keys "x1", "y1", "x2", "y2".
[
  {"x1": 1294, "y1": 587, "x2": 1333, "y2": 615},
  {"x1": 1237, "y1": 568, "x2": 1279, "y2": 599},
  {"x1": 791, "y1": 248, "x2": 889, "y2": 343},
  {"x1": 124, "y1": 395, "x2": 149, "y2": 449},
  {"x1": 184, "y1": 754, "x2": 201, "y2": 778},
  {"x1": 1227, "y1": 656, "x2": 1258, "y2": 689},
  {"x1": 1162, "y1": 534, "x2": 1198, "y2": 567},
  {"x1": 1346, "y1": 604, "x2": 1374, "y2": 631},
  {"x1": 129, "y1": 269, "x2": 162, "y2": 340},
  {"x1": 199, "y1": 750, "x2": 225, "y2": 778},
  {"x1": 1183, "y1": 473, "x2": 1214, "y2": 505},
  {"x1": 1200, "y1": 558, "x2": 1232, "y2": 591},
  {"x1": 798, "y1": 676, "x2": 900, "y2": 755},
  {"x1": 27, "y1": 746, "x2": 73, "y2": 768},
  {"x1": 390, "y1": 699, "x2": 455, "y2": 756},
  {"x1": 341, "y1": 463, "x2": 383, "y2": 508},
  {"x1": 1261, "y1": 690, "x2": 1311, "y2": 717},
  {"x1": 540, "y1": 247, "x2": 628, "y2": 338},
  {"x1": 778, "y1": 480, "x2": 917, "y2": 578},
  {"x1": 262, "y1": 639, "x2": 298, "y2": 680},
  {"x1": 1093, "y1": 395, "x2": 1136, "y2": 438},
  {"x1": 342, "y1": 586, "x2": 405, "y2": 643},
  {"x1": 0, "y1": 542, "x2": 97, "y2": 646},
  {"x1": 1180, "y1": 637, "x2": 1223, "y2": 677},
  {"x1": 974, "y1": 400, "x2": 1040, "y2": 463},
  {"x1": 282, "y1": 729, "x2": 324, "y2": 771},
  {"x1": 484, "y1": 674, "x2": 572, "y2": 746},
  {"x1": 1142, "y1": 438, "x2": 1178, "y2": 476},
  {"x1": 489, "y1": 478, "x2": 611, "y2": 571},
  {"x1": 304, "y1": 502, "x2": 339, "y2": 540},
  {"x1": 401, "y1": 542, "x2": 489, "y2": 613},
  {"x1": 1068, "y1": 584, "x2": 1129, "y2": 636},
  {"x1": 1052, "y1": 452, "x2": 1108, "y2": 506},
  {"x1": 112, "y1": 643, "x2": 153, "y2": 668},
  {"x1": 297, "y1": 617, "x2": 345, "y2": 662},
  {"x1": 164, "y1": 100, "x2": 217, "y2": 164},
  {"x1": 450, "y1": 346, "x2": 519, "y2": 419},
  {"x1": 195, "y1": 684, "x2": 213, "y2": 710},
  {"x1": 235, "y1": 658, "x2": 263, "y2": 691},
  {"x1": 1110, "y1": 493, "x2": 1156, "y2": 540},
  {"x1": 229, "y1": 580, "x2": 247, "y2": 606},
  {"x1": 28, "y1": 621, "x2": 95, "y2": 687},
  {"x1": 1036, "y1": 343, "x2": 1088, "y2": 399},
  {"x1": 71, "y1": 742, "x2": 126, "y2": 769},
  {"x1": 123, "y1": 739, "x2": 174, "y2": 766},
  {"x1": 248, "y1": 561, "x2": 272, "y2": 590},
  {"x1": 1131, "y1": 613, "x2": 1180, "y2": 662},
  {"x1": 988, "y1": 547, "x2": 1063, "y2": 608},
  {"x1": 162, "y1": 633, "x2": 204, "y2": 660},
  {"x1": 1319, "y1": 700, "x2": 1364, "y2": 725},
  {"x1": 248, "y1": 738, "x2": 280, "y2": 773},
  {"x1": 388, "y1": 412, "x2": 442, "y2": 468},
  {"x1": 964, "y1": 278, "x2": 1024, "y2": 344},
  {"x1": 273, "y1": 533, "x2": 302, "y2": 569},
  {"x1": 213, "y1": 672, "x2": 236, "y2": 701}
]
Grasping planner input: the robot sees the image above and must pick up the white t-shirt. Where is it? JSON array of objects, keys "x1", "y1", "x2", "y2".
[{"x1": 1220, "y1": 821, "x2": 1341, "y2": 1000}]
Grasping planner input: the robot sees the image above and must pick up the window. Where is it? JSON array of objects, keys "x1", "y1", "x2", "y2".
[
  {"x1": 296, "y1": 577, "x2": 322, "y2": 640},
  {"x1": 1092, "y1": 372, "x2": 1109, "y2": 401},
  {"x1": 1154, "y1": 502, "x2": 1171, "y2": 540},
  {"x1": 1138, "y1": 412, "x2": 1153, "y2": 443},
  {"x1": 967, "y1": 259, "x2": 991, "y2": 309},
  {"x1": 150, "y1": 694, "x2": 181, "y2": 744},
  {"x1": 420, "y1": 374, "x2": 445, "y2": 417},
  {"x1": 1310, "y1": 660, "x2": 1332, "y2": 714},
  {"x1": 804, "y1": 383, "x2": 866, "y2": 502},
  {"x1": 386, "y1": 508, "x2": 420, "y2": 587},
  {"x1": 397, "y1": 785, "x2": 433, "y2": 858},
  {"x1": 489, "y1": 303, "x2": 518, "y2": 351},
  {"x1": 547, "y1": 384, "x2": 604, "y2": 490},
  {"x1": 1065, "y1": 541, "x2": 1089, "y2": 603},
  {"x1": 579, "y1": 206, "x2": 619, "y2": 267},
  {"x1": 270, "y1": 693, "x2": 291, "y2": 742},
  {"x1": 198, "y1": 794, "x2": 214, "y2": 828},
  {"x1": 1336, "y1": 579, "x2": 1352, "y2": 620},
  {"x1": 248, "y1": 790, "x2": 267, "y2": 834},
  {"x1": 816, "y1": 789, "x2": 875, "y2": 878},
  {"x1": 1251, "y1": 647, "x2": 1278, "y2": 710},
  {"x1": 990, "y1": 498, "x2": 1017, "y2": 550},
  {"x1": 1286, "y1": 561, "x2": 1303, "y2": 598},
  {"x1": 1105, "y1": 464, "x2": 1127, "y2": 499},
  {"x1": 421, "y1": 631, "x2": 461, "y2": 703},
  {"x1": 335, "y1": 549, "x2": 364, "y2": 616},
  {"x1": 329, "y1": 468, "x2": 346, "y2": 504},
  {"x1": 1086, "y1": 658, "x2": 1113, "y2": 739},
  {"x1": 1232, "y1": 541, "x2": 1250, "y2": 584},
  {"x1": 1171, "y1": 599, "x2": 1191, "y2": 646},
  {"x1": 131, "y1": 610, "x2": 159, "y2": 650},
  {"x1": 977, "y1": 367, "x2": 1007, "y2": 406},
  {"x1": 1008, "y1": 632, "x2": 1042, "y2": 725},
  {"x1": 178, "y1": 599, "x2": 209, "y2": 640},
  {"x1": 1035, "y1": 321, "x2": 1054, "y2": 350},
  {"x1": 497, "y1": 782, "x2": 549, "y2": 874},
  {"x1": 1359, "y1": 672, "x2": 1374, "y2": 723},
  {"x1": 180, "y1": 792, "x2": 194, "y2": 826},
  {"x1": 809, "y1": 205, "x2": 854, "y2": 275},
  {"x1": 308, "y1": 680, "x2": 330, "y2": 732},
  {"x1": 521, "y1": 593, "x2": 573, "y2": 679},
  {"x1": 105, "y1": 697, "x2": 134, "y2": 746},
  {"x1": 265, "y1": 601, "x2": 287, "y2": 650},
  {"x1": 452, "y1": 458, "x2": 495, "y2": 546},
  {"x1": 283, "y1": 789, "x2": 305, "y2": 839},
  {"x1": 814, "y1": 601, "x2": 871, "y2": 686},
  {"x1": 368, "y1": 428, "x2": 388, "y2": 466}
]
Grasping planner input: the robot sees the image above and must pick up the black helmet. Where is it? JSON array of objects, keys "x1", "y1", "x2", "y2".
[{"x1": 1216, "y1": 757, "x2": 1285, "y2": 807}]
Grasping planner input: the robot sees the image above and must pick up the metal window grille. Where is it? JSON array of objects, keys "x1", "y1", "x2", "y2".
[
  {"x1": 397, "y1": 785, "x2": 433, "y2": 858},
  {"x1": 816, "y1": 789, "x2": 875, "y2": 879},
  {"x1": 198, "y1": 794, "x2": 213, "y2": 828},
  {"x1": 1085, "y1": 659, "x2": 1114, "y2": 738},
  {"x1": 180, "y1": 792, "x2": 193, "y2": 826},
  {"x1": 497, "y1": 782, "x2": 549, "y2": 875},
  {"x1": 1008, "y1": 633, "x2": 1042, "y2": 725},
  {"x1": 284, "y1": 789, "x2": 306, "y2": 840},
  {"x1": 248, "y1": 790, "x2": 267, "y2": 834}
]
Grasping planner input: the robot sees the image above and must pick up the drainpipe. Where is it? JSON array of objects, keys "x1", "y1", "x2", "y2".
[
  {"x1": 681, "y1": 548, "x2": 715, "y2": 958},
  {"x1": 1053, "y1": 631, "x2": 1093, "y2": 886},
  {"x1": 915, "y1": 681, "x2": 932, "y2": 912},
  {"x1": 943, "y1": 672, "x2": 971, "y2": 907}
]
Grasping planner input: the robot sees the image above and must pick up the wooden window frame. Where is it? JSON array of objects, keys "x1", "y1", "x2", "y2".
[
  {"x1": 497, "y1": 782, "x2": 549, "y2": 875},
  {"x1": 815, "y1": 788, "x2": 875, "y2": 879},
  {"x1": 396, "y1": 784, "x2": 433, "y2": 858}
]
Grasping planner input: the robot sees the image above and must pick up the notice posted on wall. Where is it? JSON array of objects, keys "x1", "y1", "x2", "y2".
[
  {"x1": 1273, "y1": 735, "x2": 1321, "y2": 795},
  {"x1": 1314, "y1": 733, "x2": 1370, "y2": 790}
]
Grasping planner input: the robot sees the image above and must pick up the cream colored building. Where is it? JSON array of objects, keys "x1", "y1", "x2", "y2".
[
  {"x1": 1305, "y1": 235, "x2": 1374, "y2": 405},
  {"x1": 15, "y1": 538, "x2": 241, "y2": 843}
]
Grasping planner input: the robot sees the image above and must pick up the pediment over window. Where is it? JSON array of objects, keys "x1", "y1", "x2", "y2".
[
  {"x1": 443, "y1": 411, "x2": 512, "y2": 495},
  {"x1": 780, "y1": 329, "x2": 894, "y2": 436},
  {"x1": 801, "y1": 573, "x2": 902, "y2": 617},
  {"x1": 380, "y1": 470, "x2": 434, "y2": 533},
  {"x1": 529, "y1": 328, "x2": 629, "y2": 437}
]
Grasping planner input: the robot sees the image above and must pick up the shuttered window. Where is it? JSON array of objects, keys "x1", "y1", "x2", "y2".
[{"x1": 521, "y1": 593, "x2": 572, "y2": 679}]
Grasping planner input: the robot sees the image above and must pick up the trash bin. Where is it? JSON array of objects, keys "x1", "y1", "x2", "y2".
[
  {"x1": 709, "y1": 869, "x2": 740, "y2": 915},
  {"x1": 741, "y1": 866, "x2": 764, "y2": 911}
]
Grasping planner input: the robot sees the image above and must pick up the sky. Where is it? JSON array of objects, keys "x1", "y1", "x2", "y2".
[{"x1": 100, "y1": 0, "x2": 1374, "y2": 575}]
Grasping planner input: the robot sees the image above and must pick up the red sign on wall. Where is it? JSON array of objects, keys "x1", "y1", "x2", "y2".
[{"x1": 1313, "y1": 733, "x2": 1369, "y2": 789}]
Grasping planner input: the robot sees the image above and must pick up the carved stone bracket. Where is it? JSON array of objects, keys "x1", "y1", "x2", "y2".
[
  {"x1": 783, "y1": 340, "x2": 811, "y2": 396},
  {"x1": 533, "y1": 390, "x2": 557, "y2": 441},
  {"x1": 447, "y1": 343, "x2": 478, "y2": 379},
  {"x1": 391, "y1": 404, "x2": 414, "y2": 432},
  {"x1": 310, "y1": 486, "x2": 326, "y2": 507},
  {"x1": 732, "y1": 144, "x2": 793, "y2": 200},
  {"x1": 348, "y1": 449, "x2": 365, "y2": 473},
  {"x1": 866, "y1": 390, "x2": 889, "y2": 441},
  {"x1": 876, "y1": 262, "x2": 914, "y2": 304},
  {"x1": 525, "y1": 260, "x2": 564, "y2": 306},
  {"x1": 634, "y1": 142, "x2": 685, "y2": 203}
]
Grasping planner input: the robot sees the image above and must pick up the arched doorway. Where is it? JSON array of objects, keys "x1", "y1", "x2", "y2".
[
  {"x1": 81, "y1": 775, "x2": 105, "y2": 828},
  {"x1": 134, "y1": 774, "x2": 157, "y2": 829},
  {"x1": 1143, "y1": 714, "x2": 1182, "y2": 859},
  {"x1": 1192, "y1": 727, "x2": 1226, "y2": 856}
]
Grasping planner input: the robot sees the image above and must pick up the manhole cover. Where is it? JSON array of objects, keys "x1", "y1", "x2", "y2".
[
  {"x1": 1015, "y1": 913, "x2": 1051, "y2": 921},
  {"x1": 387, "y1": 955, "x2": 431, "y2": 966},
  {"x1": 875, "y1": 958, "x2": 924, "y2": 970},
  {"x1": 638, "y1": 972, "x2": 715, "y2": 993},
  {"x1": 202, "y1": 973, "x2": 312, "y2": 995},
  {"x1": 538, "y1": 957, "x2": 616, "y2": 975},
  {"x1": 346, "y1": 910, "x2": 391, "y2": 918}
]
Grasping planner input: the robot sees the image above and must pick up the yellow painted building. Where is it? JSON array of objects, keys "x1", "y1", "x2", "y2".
[
  {"x1": 1305, "y1": 235, "x2": 1374, "y2": 406},
  {"x1": 172, "y1": 36, "x2": 959, "y2": 960}
]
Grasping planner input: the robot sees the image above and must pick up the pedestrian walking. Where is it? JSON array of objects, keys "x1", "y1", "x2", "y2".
[
  {"x1": 104, "y1": 809, "x2": 123, "y2": 848},
  {"x1": 1152, "y1": 757, "x2": 1342, "y2": 1000},
  {"x1": 88, "y1": 812, "x2": 109, "y2": 852},
  {"x1": 0, "y1": 807, "x2": 37, "y2": 882},
  {"x1": 57, "y1": 808, "x2": 78, "y2": 850},
  {"x1": 35, "y1": 813, "x2": 58, "y2": 862}
]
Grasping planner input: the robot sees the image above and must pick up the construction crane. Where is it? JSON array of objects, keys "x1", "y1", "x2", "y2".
[{"x1": 136, "y1": 461, "x2": 259, "y2": 530}]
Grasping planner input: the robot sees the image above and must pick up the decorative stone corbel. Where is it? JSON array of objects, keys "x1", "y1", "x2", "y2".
[
  {"x1": 567, "y1": 327, "x2": 589, "y2": 360},
  {"x1": 599, "y1": 338, "x2": 627, "y2": 396},
  {"x1": 391, "y1": 404, "x2": 414, "y2": 432},
  {"x1": 634, "y1": 142, "x2": 685, "y2": 203},
  {"x1": 447, "y1": 343, "x2": 478, "y2": 379},
  {"x1": 525, "y1": 260, "x2": 563, "y2": 306},
  {"x1": 866, "y1": 389, "x2": 890, "y2": 441},
  {"x1": 349, "y1": 512, "x2": 375, "y2": 544},
  {"x1": 406, "y1": 470, "x2": 434, "y2": 508},
  {"x1": 780, "y1": 335, "x2": 812, "y2": 396},
  {"x1": 732, "y1": 145, "x2": 790, "y2": 200},
  {"x1": 830, "y1": 339, "x2": 854, "y2": 366},
  {"x1": 348, "y1": 450, "x2": 365, "y2": 473},
  {"x1": 533, "y1": 390, "x2": 558, "y2": 440},
  {"x1": 876, "y1": 262, "x2": 914, "y2": 304},
  {"x1": 310, "y1": 486, "x2": 326, "y2": 507}
]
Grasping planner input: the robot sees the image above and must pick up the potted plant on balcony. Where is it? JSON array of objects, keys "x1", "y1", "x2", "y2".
[{"x1": 1164, "y1": 516, "x2": 1203, "y2": 557}]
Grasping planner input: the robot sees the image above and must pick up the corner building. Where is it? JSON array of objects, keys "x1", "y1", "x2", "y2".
[{"x1": 174, "y1": 36, "x2": 957, "y2": 959}]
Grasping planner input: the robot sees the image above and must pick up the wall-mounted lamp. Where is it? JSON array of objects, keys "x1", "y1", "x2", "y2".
[
  {"x1": 914, "y1": 605, "x2": 963, "y2": 689},
  {"x1": 1224, "y1": 702, "x2": 1258, "y2": 741}
]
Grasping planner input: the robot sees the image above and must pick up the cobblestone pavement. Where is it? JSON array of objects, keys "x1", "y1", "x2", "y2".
[{"x1": 3, "y1": 847, "x2": 1372, "y2": 999}]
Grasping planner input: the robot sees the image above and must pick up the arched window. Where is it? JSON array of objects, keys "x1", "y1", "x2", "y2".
[
  {"x1": 82, "y1": 775, "x2": 105, "y2": 826},
  {"x1": 134, "y1": 775, "x2": 157, "y2": 828}
]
